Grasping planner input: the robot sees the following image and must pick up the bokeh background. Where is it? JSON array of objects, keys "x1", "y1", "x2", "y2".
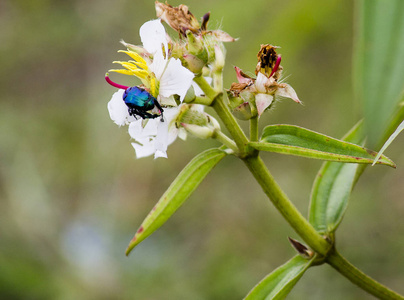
[{"x1": 1, "y1": 0, "x2": 403, "y2": 299}]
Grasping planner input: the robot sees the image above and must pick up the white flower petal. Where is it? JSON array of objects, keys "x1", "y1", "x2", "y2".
[
  {"x1": 131, "y1": 142, "x2": 155, "y2": 159},
  {"x1": 149, "y1": 48, "x2": 167, "y2": 80},
  {"x1": 256, "y1": 93, "x2": 274, "y2": 116},
  {"x1": 276, "y1": 84, "x2": 301, "y2": 104},
  {"x1": 108, "y1": 89, "x2": 130, "y2": 126},
  {"x1": 178, "y1": 128, "x2": 187, "y2": 140},
  {"x1": 139, "y1": 20, "x2": 168, "y2": 56},
  {"x1": 159, "y1": 58, "x2": 194, "y2": 101},
  {"x1": 128, "y1": 119, "x2": 158, "y2": 140},
  {"x1": 159, "y1": 95, "x2": 177, "y2": 107},
  {"x1": 255, "y1": 73, "x2": 268, "y2": 93},
  {"x1": 154, "y1": 120, "x2": 168, "y2": 159}
]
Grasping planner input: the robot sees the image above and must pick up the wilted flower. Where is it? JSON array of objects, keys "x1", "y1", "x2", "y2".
[
  {"x1": 155, "y1": 1, "x2": 234, "y2": 75},
  {"x1": 229, "y1": 44, "x2": 301, "y2": 117},
  {"x1": 155, "y1": 1, "x2": 234, "y2": 41}
]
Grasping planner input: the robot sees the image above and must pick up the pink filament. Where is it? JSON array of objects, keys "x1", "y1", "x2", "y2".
[
  {"x1": 269, "y1": 55, "x2": 282, "y2": 78},
  {"x1": 105, "y1": 74, "x2": 129, "y2": 90}
]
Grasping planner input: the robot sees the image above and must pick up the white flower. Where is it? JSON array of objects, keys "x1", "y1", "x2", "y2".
[
  {"x1": 106, "y1": 19, "x2": 195, "y2": 159},
  {"x1": 129, "y1": 107, "x2": 180, "y2": 159}
]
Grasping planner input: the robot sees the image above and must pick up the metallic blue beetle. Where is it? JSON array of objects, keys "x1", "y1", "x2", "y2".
[
  {"x1": 123, "y1": 86, "x2": 164, "y2": 120},
  {"x1": 105, "y1": 74, "x2": 164, "y2": 121}
]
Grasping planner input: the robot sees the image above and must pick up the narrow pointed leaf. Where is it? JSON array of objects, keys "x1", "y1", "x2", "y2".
[
  {"x1": 126, "y1": 148, "x2": 228, "y2": 255},
  {"x1": 372, "y1": 119, "x2": 404, "y2": 166},
  {"x1": 354, "y1": 0, "x2": 404, "y2": 147},
  {"x1": 244, "y1": 256, "x2": 315, "y2": 300},
  {"x1": 309, "y1": 122, "x2": 365, "y2": 233},
  {"x1": 250, "y1": 124, "x2": 395, "y2": 167}
]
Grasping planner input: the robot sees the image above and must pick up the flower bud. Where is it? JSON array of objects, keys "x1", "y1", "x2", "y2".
[
  {"x1": 175, "y1": 104, "x2": 220, "y2": 139},
  {"x1": 186, "y1": 31, "x2": 205, "y2": 55},
  {"x1": 231, "y1": 102, "x2": 254, "y2": 120},
  {"x1": 183, "y1": 54, "x2": 205, "y2": 74},
  {"x1": 181, "y1": 123, "x2": 215, "y2": 139},
  {"x1": 183, "y1": 85, "x2": 196, "y2": 103},
  {"x1": 228, "y1": 90, "x2": 257, "y2": 120},
  {"x1": 212, "y1": 44, "x2": 225, "y2": 72}
]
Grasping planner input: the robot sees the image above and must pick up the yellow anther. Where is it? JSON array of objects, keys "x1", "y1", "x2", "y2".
[
  {"x1": 118, "y1": 50, "x2": 147, "y2": 65},
  {"x1": 132, "y1": 69, "x2": 148, "y2": 79},
  {"x1": 128, "y1": 60, "x2": 148, "y2": 70},
  {"x1": 108, "y1": 69, "x2": 134, "y2": 76}
]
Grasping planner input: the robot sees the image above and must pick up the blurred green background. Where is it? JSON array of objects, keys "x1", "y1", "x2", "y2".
[{"x1": 1, "y1": 0, "x2": 403, "y2": 299}]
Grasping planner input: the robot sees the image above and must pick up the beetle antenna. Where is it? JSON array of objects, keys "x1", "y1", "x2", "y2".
[{"x1": 105, "y1": 73, "x2": 129, "y2": 90}]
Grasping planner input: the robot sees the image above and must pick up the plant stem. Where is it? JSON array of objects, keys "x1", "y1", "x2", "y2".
[
  {"x1": 243, "y1": 155, "x2": 331, "y2": 255},
  {"x1": 214, "y1": 131, "x2": 238, "y2": 152},
  {"x1": 193, "y1": 76, "x2": 249, "y2": 154},
  {"x1": 193, "y1": 68, "x2": 403, "y2": 299},
  {"x1": 193, "y1": 75, "x2": 218, "y2": 100},
  {"x1": 250, "y1": 116, "x2": 259, "y2": 142},
  {"x1": 327, "y1": 249, "x2": 404, "y2": 299},
  {"x1": 184, "y1": 96, "x2": 213, "y2": 106},
  {"x1": 194, "y1": 74, "x2": 329, "y2": 253}
]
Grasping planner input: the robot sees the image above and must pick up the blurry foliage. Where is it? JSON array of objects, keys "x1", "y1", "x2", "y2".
[{"x1": 0, "y1": 0, "x2": 402, "y2": 299}]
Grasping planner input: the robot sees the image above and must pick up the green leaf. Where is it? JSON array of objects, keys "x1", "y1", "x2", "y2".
[
  {"x1": 125, "y1": 148, "x2": 228, "y2": 255},
  {"x1": 250, "y1": 124, "x2": 395, "y2": 167},
  {"x1": 372, "y1": 119, "x2": 404, "y2": 166},
  {"x1": 354, "y1": 0, "x2": 404, "y2": 147},
  {"x1": 244, "y1": 256, "x2": 314, "y2": 300},
  {"x1": 309, "y1": 122, "x2": 364, "y2": 234}
]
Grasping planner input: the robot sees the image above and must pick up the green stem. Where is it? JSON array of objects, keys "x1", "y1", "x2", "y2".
[
  {"x1": 250, "y1": 116, "x2": 259, "y2": 142},
  {"x1": 193, "y1": 75, "x2": 218, "y2": 100},
  {"x1": 327, "y1": 250, "x2": 404, "y2": 299},
  {"x1": 213, "y1": 70, "x2": 223, "y2": 92},
  {"x1": 184, "y1": 96, "x2": 213, "y2": 106},
  {"x1": 193, "y1": 76, "x2": 249, "y2": 154},
  {"x1": 214, "y1": 131, "x2": 238, "y2": 152},
  {"x1": 243, "y1": 155, "x2": 331, "y2": 255}
]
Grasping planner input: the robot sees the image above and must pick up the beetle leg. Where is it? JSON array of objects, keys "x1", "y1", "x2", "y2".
[{"x1": 152, "y1": 99, "x2": 165, "y2": 122}]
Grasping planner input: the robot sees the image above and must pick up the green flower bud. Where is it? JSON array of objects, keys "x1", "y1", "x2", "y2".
[
  {"x1": 212, "y1": 45, "x2": 225, "y2": 72},
  {"x1": 176, "y1": 104, "x2": 220, "y2": 139},
  {"x1": 227, "y1": 89, "x2": 257, "y2": 120},
  {"x1": 186, "y1": 31, "x2": 208, "y2": 63},
  {"x1": 183, "y1": 54, "x2": 205, "y2": 74}
]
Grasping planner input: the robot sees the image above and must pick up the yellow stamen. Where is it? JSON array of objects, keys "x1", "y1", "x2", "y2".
[
  {"x1": 118, "y1": 50, "x2": 147, "y2": 65},
  {"x1": 109, "y1": 69, "x2": 135, "y2": 76},
  {"x1": 113, "y1": 61, "x2": 139, "y2": 72},
  {"x1": 128, "y1": 60, "x2": 148, "y2": 70},
  {"x1": 132, "y1": 69, "x2": 149, "y2": 79}
]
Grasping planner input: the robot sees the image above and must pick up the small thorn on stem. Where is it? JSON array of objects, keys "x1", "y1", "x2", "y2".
[
  {"x1": 269, "y1": 55, "x2": 282, "y2": 78},
  {"x1": 105, "y1": 73, "x2": 129, "y2": 90}
]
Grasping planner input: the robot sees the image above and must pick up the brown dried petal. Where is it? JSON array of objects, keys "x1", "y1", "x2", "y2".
[
  {"x1": 229, "y1": 82, "x2": 249, "y2": 96},
  {"x1": 155, "y1": 1, "x2": 200, "y2": 36}
]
